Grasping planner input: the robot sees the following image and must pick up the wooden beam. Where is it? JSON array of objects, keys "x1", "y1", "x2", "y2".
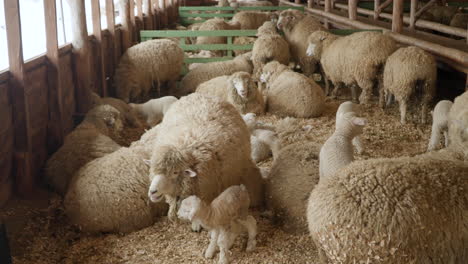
[
  {"x1": 129, "y1": 0, "x2": 136, "y2": 42},
  {"x1": 144, "y1": 0, "x2": 154, "y2": 29},
  {"x1": 4, "y1": 0, "x2": 34, "y2": 196},
  {"x1": 415, "y1": 0, "x2": 436, "y2": 20},
  {"x1": 92, "y1": 0, "x2": 107, "y2": 96},
  {"x1": 66, "y1": 0, "x2": 92, "y2": 114},
  {"x1": 324, "y1": 0, "x2": 331, "y2": 28},
  {"x1": 410, "y1": 0, "x2": 417, "y2": 29},
  {"x1": 44, "y1": 0, "x2": 65, "y2": 153},
  {"x1": 119, "y1": 0, "x2": 133, "y2": 51},
  {"x1": 348, "y1": 0, "x2": 358, "y2": 20},
  {"x1": 378, "y1": 0, "x2": 393, "y2": 13},
  {"x1": 106, "y1": 0, "x2": 117, "y2": 92},
  {"x1": 308, "y1": 0, "x2": 312, "y2": 8},
  {"x1": 374, "y1": 0, "x2": 380, "y2": 20},
  {"x1": 137, "y1": 0, "x2": 143, "y2": 19},
  {"x1": 392, "y1": 0, "x2": 404, "y2": 33}
]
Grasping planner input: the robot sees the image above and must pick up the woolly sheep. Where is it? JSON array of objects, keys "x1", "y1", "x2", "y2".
[
  {"x1": 319, "y1": 112, "x2": 367, "y2": 179},
  {"x1": 196, "y1": 71, "x2": 265, "y2": 115},
  {"x1": 307, "y1": 154, "x2": 468, "y2": 263},
  {"x1": 233, "y1": 36, "x2": 256, "y2": 56},
  {"x1": 114, "y1": 39, "x2": 184, "y2": 103},
  {"x1": 177, "y1": 185, "x2": 257, "y2": 264},
  {"x1": 265, "y1": 142, "x2": 321, "y2": 233},
  {"x1": 277, "y1": 9, "x2": 325, "y2": 76},
  {"x1": 382, "y1": 46, "x2": 437, "y2": 124},
  {"x1": 335, "y1": 101, "x2": 364, "y2": 154},
  {"x1": 45, "y1": 105, "x2": 123, "y2": 195},
  {"x1": 91, "y1": 93, "x2": 142, "y2": 128},
  {"x1": 187, "y1": 50, "x2": 216, "y2": 71},
  {"x1": 260, "y1": 61, "x2": 325, "y2": 118},
  {"x1": 427, "y1": 100, "x2": 453, "y2": 152},
  {"x1": 129, "y1": 96, "x2": 178, "y2": 126},
  {"x1": 418, "y1": 2, "x2": 460, "y2": 25},
  {"x1": 147, "y1": 94, "x2": 264, "y2": 222},
  {"x1": 448, "y1": 91, "x2": 468, "y2": 159},
  {"x1": 64, "y1": 145, "x2": 168, "y2": 233},
  {"x1": 231, "y1": 11, "x2": 278, "y2": 29},
  {"x1": 241, "y1": 113, "x2": 279, "y2": 162},
  {"x1": 307, "y1": 31, "x2": 397, "y2": 103},
  {"x1": 450, "y1": 13, "x2": 468, "y2": 29},
  {"x1": 196, "y1": 18, "x2": 241, "y2": 55},
  {"x1": 252, "y1": 21, "x2": 290, "y2": 78},
  {"x1": 176, "y1": 52, "x2": 253, "y2": 96}
]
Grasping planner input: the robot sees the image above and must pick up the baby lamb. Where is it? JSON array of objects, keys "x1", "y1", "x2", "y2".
[
  {"x1": 427, "y1": 100, "x2": 453, "y2": 151},
  {"x1": 319, "y1": 112, "x2": 367, "y2": 179},
  {"x1": 129, "y1": 96, "x2": 178, "y2": 126},
  {"x1": 242, "y1": 113, "x2": 279, "y2": 162},
  {"x1": 336, "y1": 101, "x2": 364, "y2": 154},
  {"x1": 177, "y1": 185, "x2": 257, "y2": 264}
]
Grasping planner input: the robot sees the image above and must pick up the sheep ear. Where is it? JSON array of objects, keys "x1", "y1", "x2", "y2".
[
  {"x1": 184, "y1": 169, "x2": 197, "y2": 177},
  {"x1": 143, "y1": 159, "x2": 151, "y2": 166},
  {"x1": 352, "y1": 117, "x2": 367, "y2": 126}
]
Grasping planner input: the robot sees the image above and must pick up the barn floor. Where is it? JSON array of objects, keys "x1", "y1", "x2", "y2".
[{"x1": 1, "y1": 96, "x2": 435, "y2": 264}]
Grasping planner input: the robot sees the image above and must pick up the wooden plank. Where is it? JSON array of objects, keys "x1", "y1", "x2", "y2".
[
  {"x1": 324, "y1": 0, "x2": 331, "y2": 28},
  {"x1": 92, "y1": 0, "x2": 107, "y2": 96},
  {"x1": 392, "y1": 0, "x2": 404, "y2": 33},
  {"x1": 140, "y1": 29, "x2": 257, "y2": 38},
  {"x1": 120, "y1": 0, "x2": 133, "y2": 51},
  {"x1": 44, "y1": 0, "x2": 65, "y2": 154},
  {"x1": 409, "y1": 0, "x2": 417, "y2": 29},
  {"x1": 0, "y1": 82, "x2": 14, "y2": 208},
  {"x1": 130, "y1": 0, "x2": 136, "y2": 42},
  {"x1": 58, "y1": 52, "x2": 76, "y2": 134},
  {"x1": 106, "y1": 0, "x2": 118, "y2": 89},
  {"x1": 4, "y1": 0, "x2": 34, "y2": 196},
  {"x1": 349, "y1": 0, "x2": 358, "y2": 20},
  {"x1": 374, "y1": 0, "x2": 380, "y2": 19},
  {"x1": 144, "y1": 0, "x2": 154, "y2": 29}
]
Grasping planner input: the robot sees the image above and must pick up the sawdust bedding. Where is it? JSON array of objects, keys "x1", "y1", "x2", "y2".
[{"x1": 2, "y1": 94, "x2": 433, "y2": 264}]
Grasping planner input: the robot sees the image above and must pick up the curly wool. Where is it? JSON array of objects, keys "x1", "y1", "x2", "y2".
[
  {"x1": 196, "y1": 18, "x2": 241, "y2": 46},
  {"x1": 231, "y1": 11, "x2": 277, "y2": 29}
]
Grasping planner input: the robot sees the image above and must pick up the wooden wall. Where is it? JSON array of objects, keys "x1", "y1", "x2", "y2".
[{"x1": 0, "y1": 0, "x2": 177, "y2": 207}]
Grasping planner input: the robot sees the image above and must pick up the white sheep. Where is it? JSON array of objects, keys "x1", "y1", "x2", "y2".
[
  {"x1": 114, "y1": 39, "x2": 184, "y2": 103},
  {"x1": 147, "y1": 94, "x2": 264, "y2": 224},
  {"x1": 231, "y1": 11, "x2": 278, "y2": 29},
  {"x1": 45, "y1": 105, "x2": 124, "y2": 195},
  {"x1": 336, "y1": 101, "x2": 364, "y2": 154},
  {"x1": 241, "y1": 113, "x2": 279, "y2": 162},
  {"x1": 177, "y1": 185, "x2": 257, "y2": 264},
  {"x1": 427, "y1": 100, "x2": 453, "y2": 152},
  {"x1": 91, "y1": 94, "x2": 143, "y2": 128},
  {"x1": 129, "y1": 96, "x2": 178, "y2": 126},
  {"x1": 196, "y1": 71, "x2": 265, "y2": 115},
  {"x1": 319, "y1": 112, "x2": 367, "y2": 179},
  {"x1": 448, "y1": 91, "x2": 468, "y2": 159}
]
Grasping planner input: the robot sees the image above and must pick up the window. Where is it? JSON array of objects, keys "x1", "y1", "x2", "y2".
[
  {"x1": 19, "y1": 0, "x2": 47, "y2": 61},
  {"x1": 0, "y1": 1, "x2": 8, "y2": 71}
]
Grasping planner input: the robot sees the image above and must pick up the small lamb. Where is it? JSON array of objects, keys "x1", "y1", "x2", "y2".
[
  {"x1": 427, "y1": 100, "x2": 453, "y2": 152},
  {"x1": 336, "y1": 101, "x2": 364, "y2": 154},
  {"x1": 319, "y1": 112, "x2": 367, "y2": 179},
  {"x1": 177, "y1": 185, "x2": 257, "y2": 264},
  {"x1": 129, "y1": 96, "x2": 178, "y2": 126},
  {"x1": 241, "y1": 113, "x2": 279, "y2": 162}
]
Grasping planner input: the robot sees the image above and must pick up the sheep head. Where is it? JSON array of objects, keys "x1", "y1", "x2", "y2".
[
  {"x1": 306, "y1": 31, "x2": 335, "y2": 60},
  {"x1": 277, "y1": 9, "x2": 304, "y2": 32},
  {"x1": 256, "y1": 21, "x2": 278, "y2": 37},
  {"x1": 86, "y1": 104, "x2": 124, "y2": 133},
  {"x1": 336, "y1": 112, "x2": 367, "y2": 138},
  {"x1": 177, "y1": 195, "x2": 202, "y2": 222},
  {"x1": 148, "y1": 145, "x2": 197, "y2": 203},
  {"x1": 229, "y1": 71, "x2": 253, "y2": 99}
]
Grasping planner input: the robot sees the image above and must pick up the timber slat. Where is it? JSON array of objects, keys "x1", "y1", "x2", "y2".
[{"x1": 92, "y1": 0, "x2": 106, "y2": 96}]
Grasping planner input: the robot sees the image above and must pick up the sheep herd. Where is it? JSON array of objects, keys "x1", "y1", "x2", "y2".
[{"x1": 43, "y1": 4, "x2": 468, "y2": 264}]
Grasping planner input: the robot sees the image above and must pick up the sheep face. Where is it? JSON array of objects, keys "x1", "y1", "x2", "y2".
[
  {"x1": 148, "y1": 145, "x2": 197, "y2": 203},
  {"x1": 337, "y1": 112, "x2": 367, "y2": 137},
  {"x1": 230, "y1": 72, "x2": 252, "y2": 99},
  {"x1": 277, "y1": 10, "x2": 304, "y2": 31},
  {"x1": 306, "y1": 31, "x2": 331, "y2": 60},
  {"x1": 260, "y1": 61, "x2": 285, "y2": 84},
  {"x1": 91, "y1": 105, "x2": 124, "y2": 132},
  {"x1": 242, "y1": 113, "x2": 257, "y2": 131},
  {"x1": 177, "y1": 195, "x2": 202, "y2": 221}
]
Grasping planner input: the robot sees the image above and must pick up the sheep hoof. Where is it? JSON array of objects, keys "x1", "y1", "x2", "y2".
[
  {"x1": 246, "y1": 240, "x2": 256, "y2": 252},
  {"x1": 191, "y1": 222, "x2": 202, "y2": 232},
  {"x1": 204, "y1": 248, "x2": 216, "y2": 259}
]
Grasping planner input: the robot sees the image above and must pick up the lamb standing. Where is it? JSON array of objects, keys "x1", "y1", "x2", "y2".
[
  {"x1": 196, "y1": 71, "x2": 265, "y2": 115},
  {"x1": 382, "y1": 46, "x2": 437, "y2": 124},
  {"x1": 129, "y1": 96, "x2": 178, "y2": 126},
  {"x1": 114, "y1": 39, "x2": 184, "y2": 102},
  {"x1": 177, "y1": 185, "x2": 257, "y2": 264},
  {"x1": 448, "y1": 91, "x2": 468, "y2": 159},
  {"x1": 260, "y1": 61, "x2": 325, "y2": 118},
  {"x1": 427, "y1": 100, "x2": 453, "y2": 151},
  {"x1": 335, "y1": 101, "x2": 364, "y2": 154},
  {"x1": 241, "y1": 113, "x2": 279, "y2": 163}
]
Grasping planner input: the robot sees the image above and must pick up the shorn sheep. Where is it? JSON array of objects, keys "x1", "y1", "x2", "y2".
[
  {"x1": 129, "y1": 96, "x2": 178, "y2": 126},
  {"x1": 252, "y1": 21, "x2": 290, "y2": 78},
  {"x1": 307, "y1": 154, "x2": 468, "y2": 263},
  {"x1": 260, "y1": 61, "x2": 325, "y2": 118},
  {"x1": 147, "y1": 94, "x2": 264, "y2": 223},
  {"x1": 231, "y1": 11, "x2": 278, "y2": 29},
  {"x1": 114, "y1": 39, "x2": 184, "y2": 102},
  {"x1": 335, "y1": 101, "x2": 364, "y2": 154},
  {"x1": 177, "y1": 52, "x2": 253, "y2": 96},
  {"x1": 177, "y1": 185, "x2": 257, "y2": 264},
  {"x1": 427, "y1": 100, "x2": 453, "y2": 151},
  {"x1": 277, "y1": 9, "x2": 325, "y2": 76},
  {"x1": 196, "y1": 71, "x2": 265, "y2": 115},
  {"x1": 319, "y1": 112, "x2": 367, "y2": 179},
  {"x1": 45, "y1": 105, "x2": 123, "y2": 195},
  {"x1": 307, "y1": 31, "x2": 397, "y2": 103},
  {"x1": 382, "y1": 46, "x2": 437, "y2": 124}
]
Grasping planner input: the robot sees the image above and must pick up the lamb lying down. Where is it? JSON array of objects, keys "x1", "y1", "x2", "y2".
[{"x1": 177, "y1": 185, "x2": 257, "y2": 264}]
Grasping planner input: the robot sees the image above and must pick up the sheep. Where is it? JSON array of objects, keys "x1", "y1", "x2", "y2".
[
  {"x1": 187, "y1": 50, "x2": 216, "y2": 70},
  {"x1": 335, "y1": 101, "x2": 364, "y2": 154},
  {"x1": 265, "y1": 141, "x2": 321, "y2": 234},
  {"x1": 448, "y1": 91, "x2": 468, "y2": 159},
  {"x1": 307, "y1": 31, "x2": 397, "y2": 103},
  {"x1": 114, "y1": 39, "x2": 184, "y2": 103},
  {"x1": 147, "y1": 94, "x2": 264, "y2": 223},
  {"x1": 260, "y1": 61, "x2": 325, "y2": 118},
  {"x1": 418, "y1": 2, "x2": 460, "y2": 25},
  {"x1": 319, "y1": 112, "x2": 367, "y2": 179},
  {"x1": 233, "y1": 36, "x2": 256, "y2": 56},
  {"x1": 220, "y1": 0, "x2": 274, "y2": 8},
  {"x1": 177, "y1": 185, "x2": 257, "y2": 264},
  {"x1": 176, "y1": 52, "x2": 253, "y2": 96},
  {"x1": 45, "y1": 105, "x2": 124, "y2": 195},
  {"x1": 129, "y1": 96, "x2": 178, "y2": 127},
  {"x1": 307, "y1": 154, "x2": 468, "y2": 263},
  {"x1": 64, "y1": 145, "x2": 168, "y2": 234},
  {"x1": 382, "y1": 46, "x2": 437, "y2": 124},
  {"x1": 231, "y1": 11, "x2": 278, "y2": 30},
  {"x1": 241, "y1": 113, "x2": 279, "y2": 162},
  {"x1": 427, "y1": 100, "x2": 453, "y2": 152},
  {"x1": 277, "y1": 9, "x2": 326, "y2": 76},
  {"x1": 450, "y1": 13, "x2": 468, "y2": 29},
  {"x1": 252, "y1": 21, "x2": 290, "y2": 78},
  {"x1": 195, "y1": 71, "x2": 265, "y2": 115},
  {"x1": 91, "y1": 93, "x2": 142, "y2": 128},
  {"x1": 196, "y1": 18, "x2": 241, "y2": 56}
]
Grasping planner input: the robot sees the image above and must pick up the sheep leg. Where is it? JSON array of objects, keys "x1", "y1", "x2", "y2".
[
  {"x1": 357, "y1": 79, "x2": 373, "y2": 105},
  {"x1": 443, "y1": 130, "x2": 449, "y2": 147},
  {"x1": 319, "y1": 66, "x2": 330, "y2": 96},
  {"x1": 352, "y1": 136, "x2": 364, "y2": 155},
  {"x1": 427, "y1": 123, "x2": 441, "y2": 151},
  {"x1": 191, "y1": 221, "x2": 202, "y2": 232},
  {"x1": 165, "y1": 195, "x2": 178, "y2": 222},
  {"x1": 330, "y1": 82, "x2": 343, "y2": 99},
  {"x1": 350, "y1": 84, "x2": 359, "y2": 104},
  {"x1": 399, "y1": 100, "x2": 407, "y2": 125},
  {"x1": 421, "y1": 102, "x2": 429, "y2": 124},
  {"x1": 217, "y1": 230, "x2": 231, "y2": 264},
  {"x1": 379, "y1": 88, "x2": 386, "y2": 109},
  {"x1": 205, "y1": 229, "x2": 219, "y2": 259},
  {"x1": 238, "y1": 215, "x2": 257, "y2": 252}
]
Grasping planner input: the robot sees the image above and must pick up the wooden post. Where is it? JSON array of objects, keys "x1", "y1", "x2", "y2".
[
  {"x1": 324, "y1": 0, "x2": 331, "y2": 28},
  {"x1": 137, "y1": 0, "x2": 143, "y2": 18},
  {"x1": 295, "y1": 0, "x2": 300, "y2": 4},
  {"x1": 409, "y1": 0, "x2": 417, "y2": 30},
  {"x1": 414, "y1": 0, "x2": 436, "y2": 21},
  {"x1": 106, "y1": 0, "x2": 117, "y2": 92},
  {"x1": 4, "y1": 0, "x2": 34, "y2": 197},
  {"x1": 0, "y1": 223, "x2": 12, "y2": 264},
  {"x1": 144, "y1": 0, "x2": 154, "y2": 29},
  {"x1": 392, "y1": 0, "x2": 404, "y2": 33},
  {"x1": 374, "y1": 0, "x2": 380, "y2": 19},
  {"x1": 119, "y1": 0, "x2": 133, "y2": 51},
  {"x1": 91, "y1": 0, "x2": 106, "y2": 96},
  {"x1": 66, "y1": 0, "x2": 92, "y2": 114},
  {"x1": 129, "y1": 0, "x2": 136, "y2": 42},
  {"x1": 348, "y1": 0, "x2": 357, "y2": 20},
  {"x1": 44, "y1": 0, "x2": 65, "y2": 153},
  {"x1": 307, "y1": 0, "x2": 312, "y2": 8}
]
